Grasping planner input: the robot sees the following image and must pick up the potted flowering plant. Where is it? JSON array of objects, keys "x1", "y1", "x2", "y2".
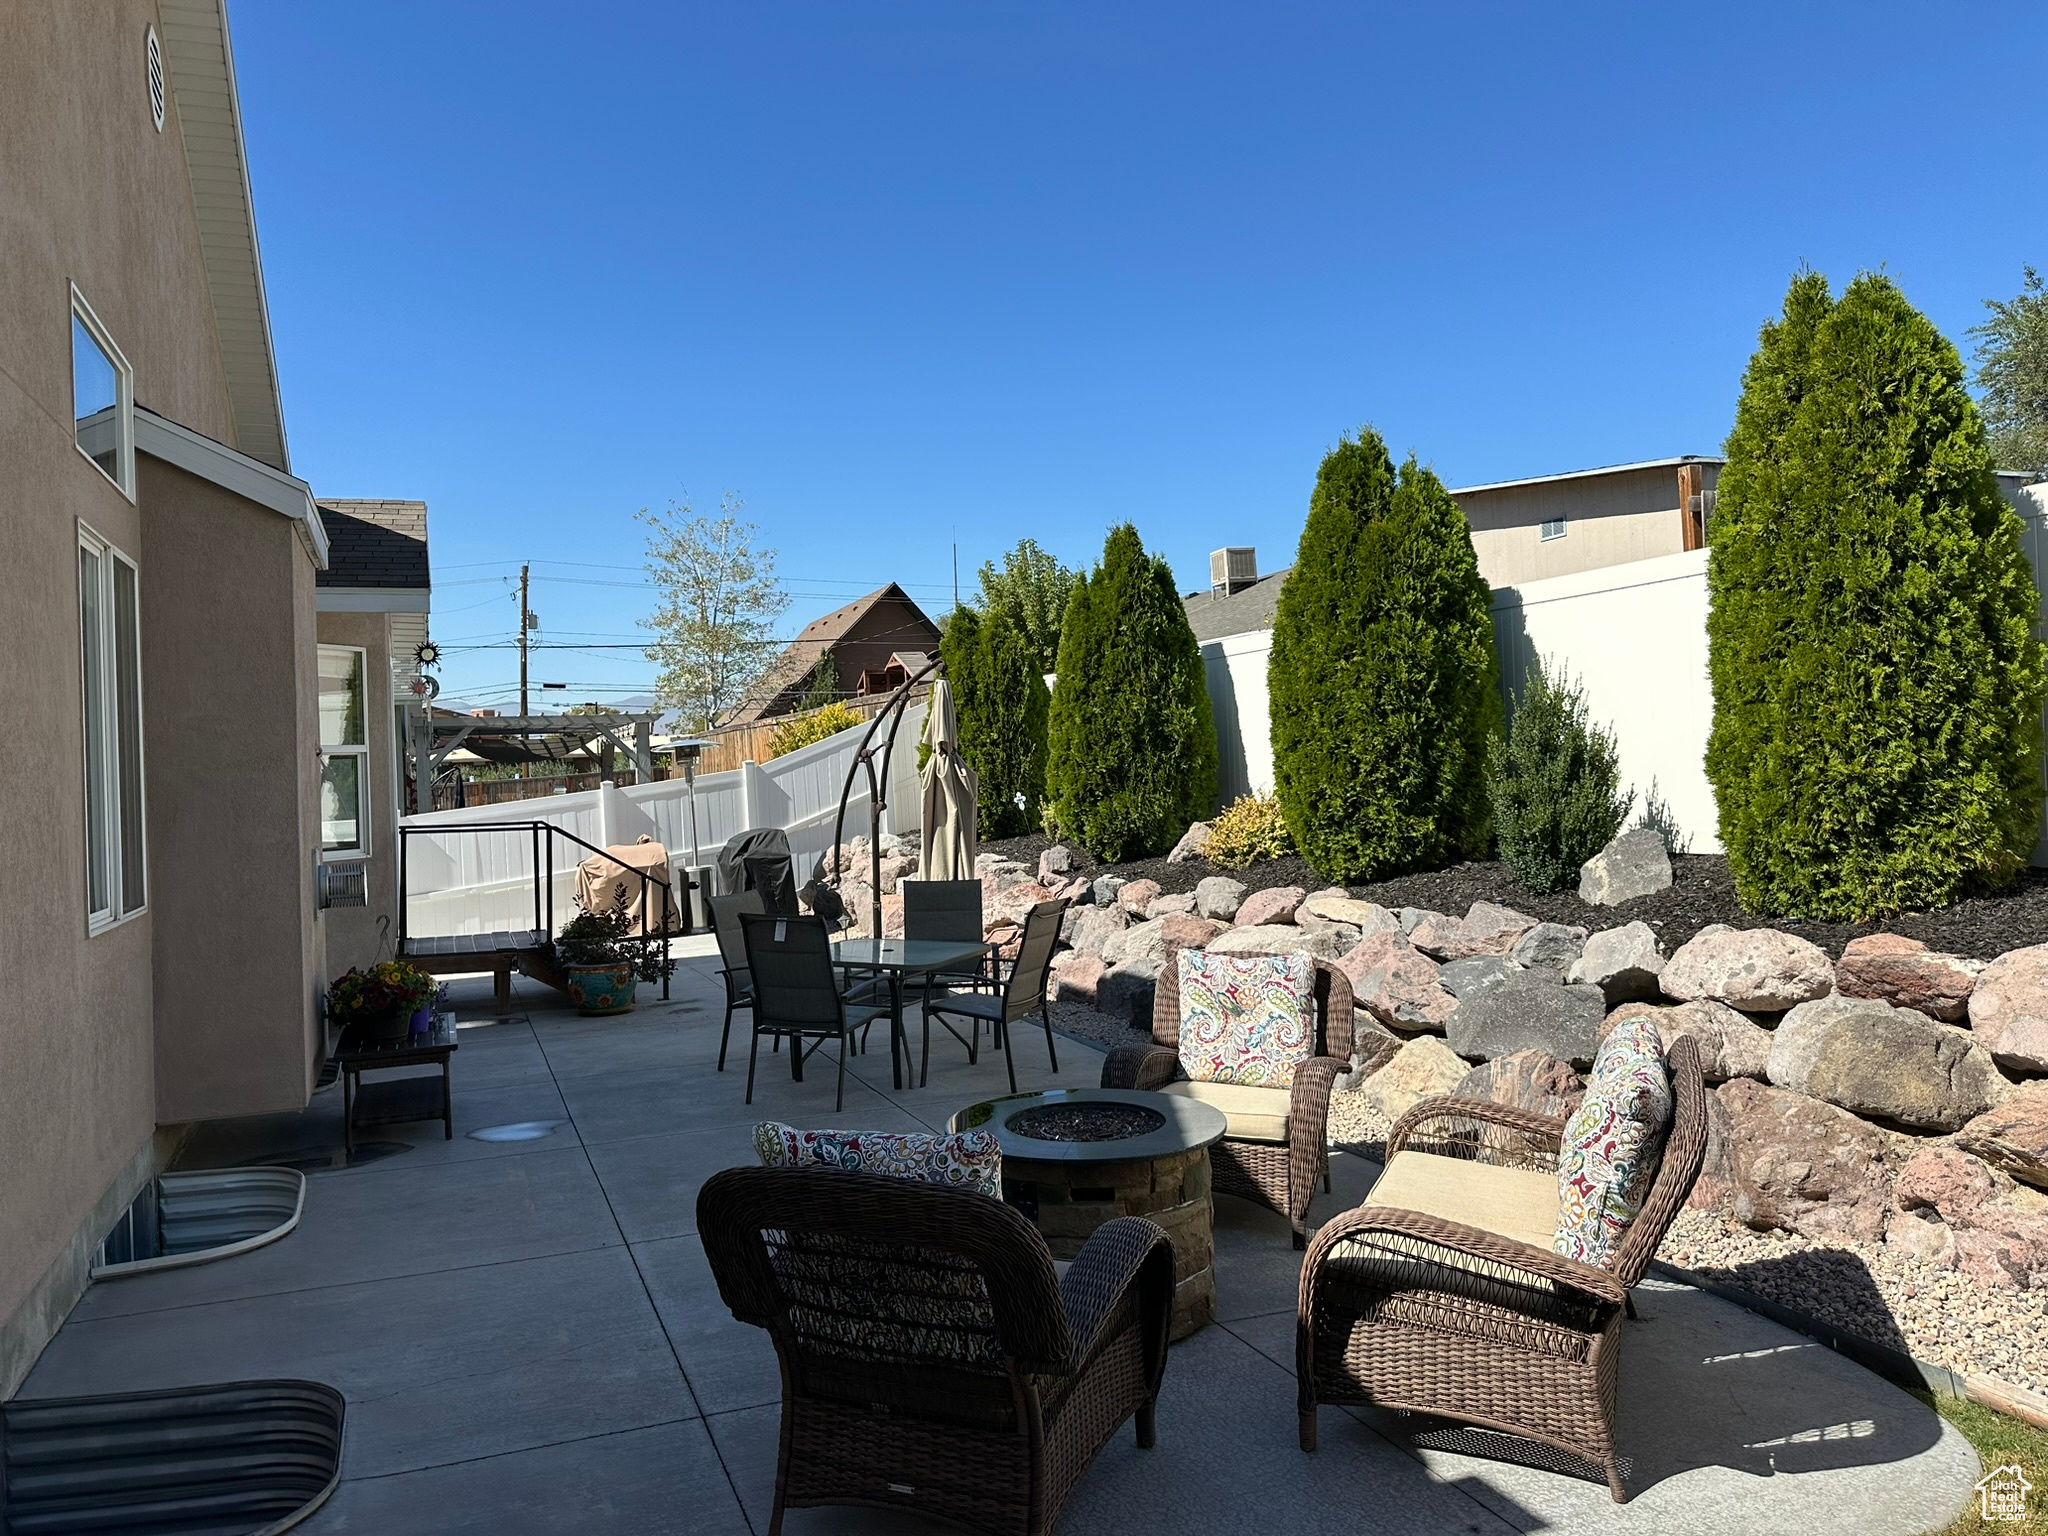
[
  {"x1": 552, "y1": 904, "x2": 658, "y2": 1015},
  {"x1": 328, "y1": 961, "x2": 437, "y2": 1043}
]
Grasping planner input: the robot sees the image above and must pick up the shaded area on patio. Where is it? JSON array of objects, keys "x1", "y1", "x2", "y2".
[{"x1": 19, "y1": 950, "x2": 1980, "y2": 1535}]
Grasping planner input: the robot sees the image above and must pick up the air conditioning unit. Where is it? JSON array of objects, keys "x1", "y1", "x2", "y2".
[
  {"x1": 1210, "y1": 547, "x2": 1257, "y2": 596},
  {"x1": 316, "y1": 860, "x2": 367, "y2": 910}
]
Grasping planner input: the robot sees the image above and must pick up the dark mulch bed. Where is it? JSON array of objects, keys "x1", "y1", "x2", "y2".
[{"x1": 985, "y1": 832, "x2": 2048, "y2": 961}]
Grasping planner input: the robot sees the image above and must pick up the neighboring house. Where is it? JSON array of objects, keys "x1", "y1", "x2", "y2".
[
  {"x1": 315, "y1": 499, "x2": 432, "y2": 974},
  {"x1": 722, "y1": 582, "x2": 942, "y2": 726},
  {"x1": 1, "y1": 1, "x2": 335, "y2": 1394},
  {"x1": 1457, "y1": 456, "x2": 1721, "y2": 588}
]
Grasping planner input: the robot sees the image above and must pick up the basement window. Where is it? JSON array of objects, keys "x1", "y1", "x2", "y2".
[
  {"x1": 72, "y1": 288, "x2": 134, "y2": 497},
  {"x1": 319, "y1": 646, "x2": 370, "y2": 860},
  {"x1": 1539, "y1": 517, "x2": 1567, "y2": 541}
]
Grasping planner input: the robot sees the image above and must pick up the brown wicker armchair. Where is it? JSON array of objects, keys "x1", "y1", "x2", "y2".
[
  {"x1": 698, "y1": 1165, "x2": 1177, "y2": 1536},
  {"x1": 1295, "y1": 1035, "x2": 1708, "y2": 1502},
  {"x1": 1100, "y1": 952, "x2": 1396, "y2": 1248}
]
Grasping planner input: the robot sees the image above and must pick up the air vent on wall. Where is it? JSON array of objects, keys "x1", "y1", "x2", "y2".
[
  {"x1": 316, "y1": 861, "x2": 367, "y2": 910},
  {"x1": 146, "y1": 25, "x2": 166, "y2": 131}
]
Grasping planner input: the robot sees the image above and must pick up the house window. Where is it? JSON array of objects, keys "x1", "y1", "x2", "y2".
[
  {"x1": 79, "y1": 526, "x2": 146, "y2": 929},
  {"x1": 318, "y1": 646, "x2": 370, "y2": 860},
  {"x1": 72, "y1": 289, "x2": 134, "y2": 496},
  {"x1": 1539, "y1": 517, "x2": 1567, "y2": 541}
]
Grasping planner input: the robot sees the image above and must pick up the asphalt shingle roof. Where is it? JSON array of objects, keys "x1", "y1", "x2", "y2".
[
  {"x1": 1183, "y1": 568, "x2": 1288, "y2": 644},
  {"x1": 316, "y1": 499, "x2": 430, "y2": 589}
]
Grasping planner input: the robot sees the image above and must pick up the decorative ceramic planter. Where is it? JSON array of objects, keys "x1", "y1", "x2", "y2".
[{"x1": 565, "y1": 961, "x2": 637, "y2": 1015}]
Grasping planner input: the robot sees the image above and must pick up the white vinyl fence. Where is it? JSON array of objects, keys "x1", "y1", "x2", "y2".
[
  {"x1": 400, "y1": 701, "x2": 928, "y2": 938},
  {"x1": 1198, "y1": 482, "x2": 2048, "y2": 865}
]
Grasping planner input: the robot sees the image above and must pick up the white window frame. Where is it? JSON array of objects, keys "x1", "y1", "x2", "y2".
[
  {"x1": 318, "y1": 644, "x2": 372, "y2": 863},
  {"x1": 1539, "y1": 516, "x2": 1567, "y2": 542},
  {"x1": 79, "y1": 522, "x2": 147, "y2": 933},
  {"x1": 71, "y1": 285, "x2": 136, "y2": 500}
]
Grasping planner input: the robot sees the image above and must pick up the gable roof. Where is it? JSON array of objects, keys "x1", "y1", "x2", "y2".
[
  {"x1": 723, "y1": 583, "x2": 939, "y2": 725},
  {"x1": 316, "y1": 500, "x2": 430, "y2": 590},
  {"x1": 1184, "y1": 569, "x2": 1288, "y2": 644}
]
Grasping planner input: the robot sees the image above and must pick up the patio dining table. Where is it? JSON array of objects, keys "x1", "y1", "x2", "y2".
[{"x1": 831, "y1": 936, "x2": 997, "y2": 1090}]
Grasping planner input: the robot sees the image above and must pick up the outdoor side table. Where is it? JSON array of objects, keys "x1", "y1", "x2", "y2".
[
  {"x1": 333, "y1": 1020, "x2": 458, "y2": 1153},
  {"x1": 953, "y1": 1087, "x2": 1228, "y2": 1340},
  {"x1": 831, "y1": 937, "x2": 997, "y2": 1090}
]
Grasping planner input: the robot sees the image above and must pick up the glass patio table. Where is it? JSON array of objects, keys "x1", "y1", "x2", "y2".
[{"x1": 832, "y1": 937, "x2": 997, "y2": 1090}]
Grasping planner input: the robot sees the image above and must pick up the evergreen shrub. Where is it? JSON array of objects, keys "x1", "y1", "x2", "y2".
[
  {"x1": 1486, "y1": 661, "x2": 1631, "y2": 893},
  {"x1": 766, "y1": 700, "x2": 862, "y2": 759},
  {"x1": 940, "y1": 604, "x2": 1050, "y2": 839},
  {"x1": 1267, "y1": 429, "x2": 1499, "y2": 881},
  {"x1": 1046, "y1": 524, "x2": 1217, "y2": 862},
  {"x1": 1707, "y1": 271, "x2": 2047, "y2": 919},
  {"x1": 1204, "y1": 792, "x2": 1293, "y2": 869}
]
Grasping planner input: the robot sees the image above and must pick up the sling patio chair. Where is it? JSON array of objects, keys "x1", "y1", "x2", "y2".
[
  {"x1": 709, "y1": 890, "x2": 763, "y2": 1072},
  {"x1": 1295, "y1": 1027, "x2": 1707, "y2": 1502},
  {"x1": 901, "y1": 877, "x2": 999, "y2": 993},
  {"x1": 1101, "y1": 947, "x2": 1394, "y2": 1248},
  {"x1": 920, "y1": 897, "x2": 1066, "y2": 1091},
  {"x1": 737, "y1": 911, "x2": 888, "y2": 1112},
  {"x1": 698, "y1": 1164, "x2": 1176, "y2": 1536}
]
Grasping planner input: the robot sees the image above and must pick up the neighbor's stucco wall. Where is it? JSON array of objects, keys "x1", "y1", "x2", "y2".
[
  {"x1": 144, "y1": 456, "x2": 326, "y2": 1122},
  {"x1": 0, "y1": 0, "x2": 244, "y2": 1392},
  {"x1": 1458, "y1": 464, "x2": 1714, "y2": 588},
  {"x1": 317, "y1": 610, "x2": 398, "y2": 975}
]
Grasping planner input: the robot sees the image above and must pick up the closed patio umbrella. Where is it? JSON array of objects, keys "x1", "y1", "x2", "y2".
[{"x1": 918, "y1": 680, "x2": 978, "y2": 881}]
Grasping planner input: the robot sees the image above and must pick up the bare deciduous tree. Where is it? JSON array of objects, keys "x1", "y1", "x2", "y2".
[{"x1": 639, "y1": 495, "x2": 790, "y2": 731}]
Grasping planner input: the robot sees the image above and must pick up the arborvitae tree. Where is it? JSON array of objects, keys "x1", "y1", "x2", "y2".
[
  {"x1": 1046, "y1": 524, "x2": 1216, "y2": 861},
  {"x1": 1486, "y1": 660, "x2": 1632, "y2": 894},
  {"x1": 1707, "y1": 271, "x2": 2047, "y2": 919},
  {"x1": 940, "y1": 603, "x2": 1049, "y2": 838},
  {"x1": 1267, "y1": 429, "x2": 1499, "y2": 881}
]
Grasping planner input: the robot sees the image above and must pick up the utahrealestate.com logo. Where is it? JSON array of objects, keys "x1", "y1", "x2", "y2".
[{"x1": 1976, "y1": 1464, "x2": 2033, "y2": 1523}]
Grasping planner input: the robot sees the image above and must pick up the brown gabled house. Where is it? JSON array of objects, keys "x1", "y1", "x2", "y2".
[{"x1": 722, "y1": 583, "x2": 941, "y2": 726}]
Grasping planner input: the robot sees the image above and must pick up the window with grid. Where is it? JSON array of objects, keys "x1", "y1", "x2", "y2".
[
  {"x1": 79, "y1": 526, "x2": 145, "y2": 930},
  {"x1": 318, "y1": 646, "x2": 370, "y2": 860}
]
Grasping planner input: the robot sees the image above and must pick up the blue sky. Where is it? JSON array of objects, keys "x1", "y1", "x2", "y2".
[{"x1": 233, "y1": 1, "x2": 2047, "y2": 711}]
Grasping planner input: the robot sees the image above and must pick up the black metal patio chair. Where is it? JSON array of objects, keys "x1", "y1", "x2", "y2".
[
  {"x1": 921, "y1": 898, "x2": 1066, "y2": 1092},
  {"x1": 709, "y1": 890, "x2": 763, "y2": 1072},
  {"x1": 739, "y1": 911, "x2": 889, "y2": 1112}
]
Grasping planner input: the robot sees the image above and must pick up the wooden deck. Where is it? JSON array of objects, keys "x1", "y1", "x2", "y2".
[{"x1": 400, "y1": 931, "x2": 548, "y2": 1016}]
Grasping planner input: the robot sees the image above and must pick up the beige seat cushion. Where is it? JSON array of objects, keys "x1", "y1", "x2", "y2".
[
  {"x1": 1161, "y1": 1078, "x2": 1290, "y2": 1143},
  {"x1": 1364, "y1": 1150, "x2": 1559, "y2": 1251}
]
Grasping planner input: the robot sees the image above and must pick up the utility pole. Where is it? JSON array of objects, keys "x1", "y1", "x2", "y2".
[{"x1": 517, "y1": 563, "x2": 531, "y2": 718}]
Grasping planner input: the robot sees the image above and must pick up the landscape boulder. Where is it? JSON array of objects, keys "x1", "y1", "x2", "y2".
[
  {"x1": 1450, "y1": 1048, "x2": 1583, "y2": 1119},
  {"x1": 1662, "y1": 927, "x2": 1834, "y2": 1012},
  {"x1": 1049, "y1": 952, "x2": 1105, "y2": 1007},
  {"x1": 1607, "y1": 999, "x2": 1771, "y2": 1083},
  {"x1": 991, "y1": 880, "x2": 1057, "y2": 927},
  {"x1": 1835, "y1": 933, "x2": 1979, "y2": 1023},
  {"x1": 1097, "y1": 962, "x2": 1160, "y2": 1029},
  {"x1": 1567, "y1": 921, "x2": 1666, "y2": 1005},
  {"x1": 1398, "y1": 907, "x2": 1443, "y2": 936},
  {"x1": 1510, "y1": 922, "x2": 1589, "y2": 974},
  {"x1": 1410, "y1": 901, "x2": 1538, "y2": 962},
  {"x1": 1891, "y1": 1145, "x2": 2048, "y2": 1289},
  {"x1": 1166, "y1": 821, "x2": 1213, "y2": 864},
  {"x1": 1445, "y1": 976, "x2": 1607, "y2": 1068},
  {"x1": 1037, "y1": 844, "x2": 1075, "y2": 882},
  {"x1": 1968, "y1": 942, "x2": 2048, "y2": 1073},
  {"x1": 1437, "y1": 955, "x2": 1518, "y2": 1001},
  {"x1": 1148, "y1": 892, "x2": 1197, "y2": 919},
  {"x1": 1347, "y1": 939, "x2": 1460, "y2": 1034},
  {"x1": 1301, "y1": 891, "x2": 1399, "y2": 938},
  {"x1": 1065, "y1": 903, "x2": 1129, "y2": 958},
  {"x1": 1355, "y1": 1036, "x2": 1472, "y2": 1126},
  {"x1": 1207, "y1": 922, "x2": 1348, "y2": 962},
  {"x1": 1768, "y1": 993, "x2": 2007, "y2": 1131},
  {"x1": 1693, "y1": 1078, "x2": 1905, "y2": 1244},
  {"x1": 1577, "y1": 827, "x2": 1673, "y2": 907},
  {"x1": 1955, "y1": 1082, "x2": 2048, "y2": 1191},
  {"x1": 1116, "y1": 878, "x2": 1161, "y2": 916},
  {"x1": 1193, "y1": 875, "x2": 1248, "y2": 922},
  {"x1": 1233, "y1": 886, "x2": 1305, "y2": 928},
  {"x1": 1091, "y1": 874, "x2": 1127, "y2": 907}
]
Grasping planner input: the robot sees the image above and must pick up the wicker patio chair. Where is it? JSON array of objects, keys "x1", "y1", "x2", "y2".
[
  {"x1": 710, "y1": 890, "x2": 763, "y2": 1072},
  {"x1": 1295, "y1": 1034, "x2": 1708, "y2": 1502},
  {"x1": 922, "y1": 898, "x2": 1067, "y2": 1090},
  {"x1": 1100, "y1": 951, "x2": 1394, "y2": 1248},
  {"x1": 738, "y1": 912, "x2": 888, "y2": 1112},
  {"x1": 698, "y1": 1165, "x2": 1176, "y2": 1536}
]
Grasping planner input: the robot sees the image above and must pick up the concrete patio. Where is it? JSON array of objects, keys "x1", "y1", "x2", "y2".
[{"x1": 20, "y1": 945, "x2": 1980, "y2": 1535}]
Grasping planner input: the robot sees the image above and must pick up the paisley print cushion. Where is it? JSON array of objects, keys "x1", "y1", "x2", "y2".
[
  {"x1": 752, "y1": 1121, "x2": 1002, "y2": 1198},
  {"x1": 1552, "y1": 1017, "x2": 1673, "y2": 1268},
  {"x1": 1176, "y1": 949, "x2": 1316, "y2": 1088}
]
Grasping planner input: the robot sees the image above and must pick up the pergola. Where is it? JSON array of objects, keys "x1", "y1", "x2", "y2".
[{"x1": 409, "y1": 711, "x2": 662, "y2": 804}]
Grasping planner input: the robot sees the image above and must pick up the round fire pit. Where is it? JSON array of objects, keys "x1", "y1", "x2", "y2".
[{"x1": 953, "y1": 1089, "x2": 1227, "y2": 1340}]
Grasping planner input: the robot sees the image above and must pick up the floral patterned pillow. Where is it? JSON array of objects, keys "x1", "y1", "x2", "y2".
[
  {"x1": 1176, "y1": 949, "x2": 1317, "y2": 1088},
  {"x1": 752, "y1": 1121, "x2": 1003, "y2": 1199},
  {"x1": 1552, "y1": 1017, "x2": 1673, "y2": 1268}
]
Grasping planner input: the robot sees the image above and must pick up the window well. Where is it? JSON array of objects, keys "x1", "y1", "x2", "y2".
[{"x1": 92, "y1": 1167, "x2": 306, "y2": 1280}]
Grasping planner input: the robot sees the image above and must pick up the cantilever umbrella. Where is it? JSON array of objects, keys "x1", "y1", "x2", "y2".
[{"x1": 918, "y1": 680, "x2": 978, "y2": 881}]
